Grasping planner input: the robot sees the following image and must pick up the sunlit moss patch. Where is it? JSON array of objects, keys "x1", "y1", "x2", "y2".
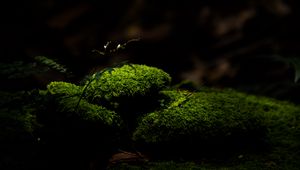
[
  {"x1": 133, "y1": 88, "x2": 299, "y2": 154},
  {"x1": 57, "y1": 96, "x2": 122, "y2": 127},
  {"x1": 84, "y1": 64, "x2": 171, "y2": 102},
  {"x1": 47, "y1": 81, "x2": 81, "y2": 96}
]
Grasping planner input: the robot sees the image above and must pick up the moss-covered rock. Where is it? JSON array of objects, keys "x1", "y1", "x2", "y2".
[
  {"x1": 47, "y1": 81, "x2": 81, "y2": 96},
  {"x1": 133, "y1": 88, "x2": 299, "y2": 155},
  {"x1": 39, "y1": 81, "x2": 125, "y2": 167},
  {"x1": 84, "y1": 64, "x2": 171, "y2": 102},
  {"x1": 57, "y1": 96, "x2": 122, "y2": 127},
  {"x1": 44, "y1": 81, "x2": 122, "y2": 127}
]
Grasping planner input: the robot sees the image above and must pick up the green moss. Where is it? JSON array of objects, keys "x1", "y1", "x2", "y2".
[
  {"x1": 0, "y1": 91, "x2": 39, "y2": 139},
  {"x1": 47, "y1": 81, "x2": 81, "y2": 96},
  {"x1": 46, "y1": 81, "x2": 123, "y2": 127},
  {"x1": 0, "y1": 108, "x2": 37, "y2": 140},
  {"x1": 159, "y1": 90, "x2": 192, "y2": 108},
  {"x1": 0, "y1": 108, "x2": 39, "y2": 170},
  {"x1": 0, "y1": 91, "x2": 40, "y2": 170},
  {"x1": 135, "y1": 89, "x2": 261, "y2": 141},
  {"x1": 133, "y1": 88, "x2": 300, "y2": 163},
  {"x1": 46, "y1": 81, "x2": 124, "y2": 125},
  {"x1": 41, "y1": 81, "x2": 123, "y2": 141},
  {"x1": 84, "y1": 64, "x2": 171, "y2": 102},
  {"x1": 133, "y1": 88, "x2": 299, "y2": 154},
  {"x1": 57, "y1": 96, "x2": 122, "y2": 127}
]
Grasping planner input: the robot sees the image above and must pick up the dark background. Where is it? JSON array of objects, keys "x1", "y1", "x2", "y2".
[{"x1": 1, "y1": 0, "x2": 300, "y2": 103}]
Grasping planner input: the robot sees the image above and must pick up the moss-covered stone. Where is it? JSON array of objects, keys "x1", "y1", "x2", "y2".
[
  {"x1": 45, "y1": 81, "x2": 122, "y2": 127},
  {"x1": 57, "y1": 96, "x2": 122, "y2": 127},
  {"x1": 84, "y1": 64, "x2": 171, "y2": 102},
  {"x1": 133, "y1": 88, "x2": 299, "y2": 154},
  {"x1": 41, "y1": 64, "x2": 300, "y2": 162},
  {"x1": 47, "y1": 81, "x2": 81, "y2": 96},
  {"x1": 40, "y1": 82, "x2": 124, "y2": 165}
]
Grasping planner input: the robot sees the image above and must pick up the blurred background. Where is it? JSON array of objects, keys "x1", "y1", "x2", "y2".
[{"x1": 1, "y1": 0, "x2": 300, "y2": 103}]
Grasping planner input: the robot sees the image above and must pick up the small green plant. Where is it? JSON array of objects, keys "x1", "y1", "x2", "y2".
[
  {"x1": 0, "y1": 56, "x2": 71, "y2": 80},
  {"x1": 92, "y1": 38, "x2": 140, "y2": 57},
  {"x1": 34, "y1": 56, "x2": 70, "y2": 76},
  {"x1": 76, "y1": 61, "x2": 136, "y2": 110}
]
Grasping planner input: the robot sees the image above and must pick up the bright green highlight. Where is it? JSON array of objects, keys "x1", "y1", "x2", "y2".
[
  {"x1": 84, "y1": 64, "x2": 171, "y2": 101},
  {"x1": 47, "y1": 81, "x2": 81, "y2": 96},
  {"x1": 133, "y1": 88, "x2": 298, "y2": 144},
  {"x1": 58, "y1": 96, "x2": 122, "y2": 126}
]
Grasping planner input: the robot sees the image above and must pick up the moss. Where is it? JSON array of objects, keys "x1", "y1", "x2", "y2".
[
  {"x1": 0, "y1": 108, "x2": 37, "y2": 142},
  {"x1": 57, "y1": 96, "x2": 122, "y2": 127},
  {"x1": 45, "y1": 81, "x2": 123, "y2": 127},
  {"x1": 0, "y1": 91, "x2": 41, "y2": 170},
  {"x1": 47, "y1": 81, "x2": 81, "y2": 96},
  {"x1": 158, "y1": 90, "x2": 192, "y2": 108},
  {"x1": 37, "y1": 90, "x2": 123, "y2": 164},
  {"x1": 84, "y1": 64, "x2": 171, "y2": 102},
  {"x1": 133, "y1": 89, "x2": 299, "y2": 154},
  {"x1": 0, "y1": 91, "x2": 39, "y2": 139},
  {"x1": 41, "y1": 81, "x2": 123, "y2": 152},
  {"x1": 46, "y1": 81, "x2": 118, "y2": 124}
]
